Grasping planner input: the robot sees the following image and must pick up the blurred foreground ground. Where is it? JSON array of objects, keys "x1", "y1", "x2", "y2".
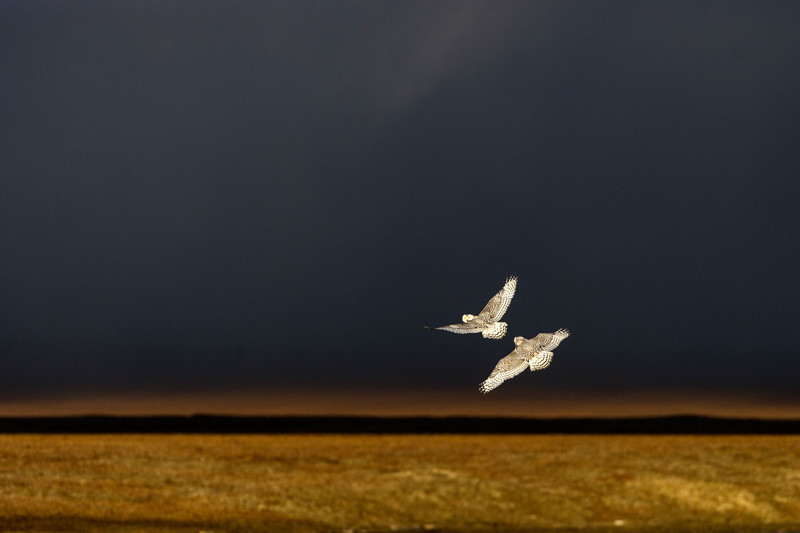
[{"x1": 1, "y1": 434, "x2": 799, "y2": 532}]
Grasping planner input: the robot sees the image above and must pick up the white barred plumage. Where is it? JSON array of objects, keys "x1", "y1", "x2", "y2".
[
  {"x1": 424, "y1": 276, "x2": 517, "y2": 340},
  {"x1": 479, "y1": 329, "x2": 569, "y2": 393}
]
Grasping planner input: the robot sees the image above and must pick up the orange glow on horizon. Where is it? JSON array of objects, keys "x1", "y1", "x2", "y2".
[{"x1": 1, "y1": 388, "x2": 800, "y2": 418}]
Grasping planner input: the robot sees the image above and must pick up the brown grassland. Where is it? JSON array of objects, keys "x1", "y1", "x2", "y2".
[{"x1": 1, "y1": 434, "x2": 799, "y2": 532}]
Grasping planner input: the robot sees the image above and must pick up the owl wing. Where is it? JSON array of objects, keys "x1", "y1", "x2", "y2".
[
  {"x1": 479, "y1": 349, "x2": 528, "y2": 393},
  {"x1": 477, "y1": 276, "x2": 517, "y2": 322},
  {"x1": 528, "y1": 350, "x2": 554, "y2": 371},
  {"x1": 531, "y1": 328, "x2": 570, "y2": 351},
  {"x1": 424, "y1": 322, "x2": 484, "y2": 334}
]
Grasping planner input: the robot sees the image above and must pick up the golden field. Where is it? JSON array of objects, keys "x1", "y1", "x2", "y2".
[{"x1": 1, "y1": 434, "x2": 799, "y2": 532}]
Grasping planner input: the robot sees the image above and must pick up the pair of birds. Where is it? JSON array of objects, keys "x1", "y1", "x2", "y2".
[{"x1": 425, "y1": 276, "x2": 569, "y2": 393}]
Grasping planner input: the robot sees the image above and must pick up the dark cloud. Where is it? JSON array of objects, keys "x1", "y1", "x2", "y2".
[{"x1": 1, "y1": 1, "x2": 799, "y2": 407}]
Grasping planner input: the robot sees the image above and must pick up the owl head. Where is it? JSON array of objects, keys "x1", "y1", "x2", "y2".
[{"x1": 462, "y1": 314, "x2": 475, "y2": 323}]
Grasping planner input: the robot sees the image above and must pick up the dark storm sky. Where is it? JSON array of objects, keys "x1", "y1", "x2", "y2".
[{"x1": 2, "y1": 1, "x2": 799, "y2": 403}]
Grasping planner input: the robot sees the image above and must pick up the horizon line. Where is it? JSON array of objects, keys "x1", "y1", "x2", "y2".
[{"x1": 2, "y1": 387, "x2": 800, "y2": 419}]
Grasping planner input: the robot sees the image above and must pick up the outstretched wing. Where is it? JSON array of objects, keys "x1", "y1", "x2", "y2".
[
  {"x1": 531, "y1": 328, "x2": 570, "y2": 351},
  {"x1": 479, "y1": 350, "x2": 528, "y2": 393},
  {"x1": 478, "y1": 276, "x2": 517, "y2": 322},
  {"x1": 424, "y1": 323, "x2": 484, "y2": 334}
]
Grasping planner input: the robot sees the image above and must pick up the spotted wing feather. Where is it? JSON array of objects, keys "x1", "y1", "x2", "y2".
[
  {"x1": 531, "y1": 328, "x2": 570, "y2": 351},
  {"x1": 478, "y1": 276, "x2": 517, "y2": 322},
  {"x1": 528, "y1": 350, "x2": 554, "y2": 371},
  {"x1": 426, "y1": 323, "x2": 485, "y2": 334},
  {"x1": 479, "y1": 349, "x2": 528, "y2": 393}
]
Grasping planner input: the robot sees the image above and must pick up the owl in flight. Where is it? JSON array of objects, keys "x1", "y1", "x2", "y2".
[
  {"x1": 479, "y1": 329, "x2": 569, "y2": 393},
  {"x1": 425, "y1": 276, "x2": 517, "y2": 339}
]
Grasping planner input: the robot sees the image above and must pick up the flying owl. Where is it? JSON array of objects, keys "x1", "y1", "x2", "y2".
[
  {"x1": 424, "y1": 276, "x2": 517, "y2": 339},
  {"x1": 479, "y1": 329, "x2": 569, "y2": 393}
]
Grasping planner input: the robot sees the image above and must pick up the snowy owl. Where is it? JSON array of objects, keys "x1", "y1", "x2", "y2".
[
  {"x1": 424, "y1": 276, "x2": 517, "y2": 339},
  {"x1": 479, "y1": 329, "x2": 569, "y2": 393}
]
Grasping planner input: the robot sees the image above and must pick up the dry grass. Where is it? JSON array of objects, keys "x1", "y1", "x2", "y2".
[{"x1": 1, "y1": 434, "x2": 799, "y2": 532}]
